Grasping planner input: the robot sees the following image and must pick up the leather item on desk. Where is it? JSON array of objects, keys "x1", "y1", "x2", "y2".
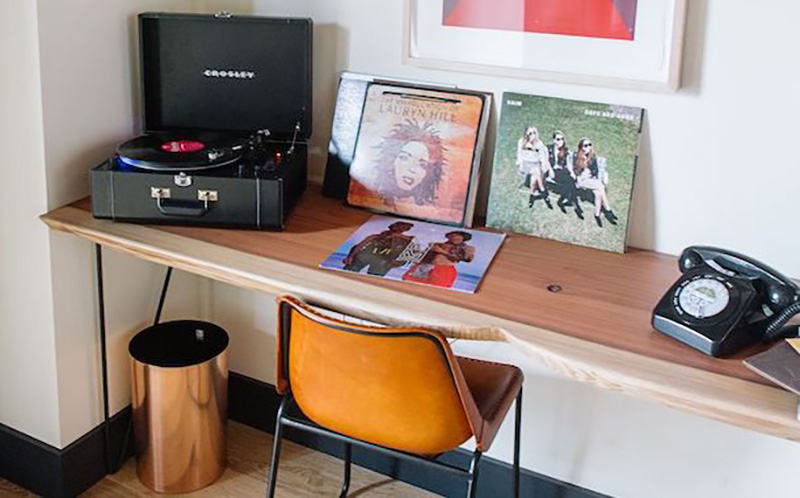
[
  {"x1": 744, "y1": 340, "x2": 800, "y2": 395},
  {"x1": 276, "y1": 296, "x2": 523, "y2": 454}
]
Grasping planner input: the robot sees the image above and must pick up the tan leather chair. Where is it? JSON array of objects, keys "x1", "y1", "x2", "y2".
[{"x1": 267, "y1": 296, "x2": 524, "y2": 498}]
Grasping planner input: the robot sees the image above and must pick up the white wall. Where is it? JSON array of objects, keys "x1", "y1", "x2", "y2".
[
  {"x1": 34, "y1": 0, "x2": 214, "y2": 448},
  {"x1": 209, "y1": 1, "x2": 800, "y2": 498},
  {"x1": 0, "y1": 0, "x2": 222, "y2": 449},
  {"x1": 0, "y1": 0, "x2": 61, "y2": 447}
]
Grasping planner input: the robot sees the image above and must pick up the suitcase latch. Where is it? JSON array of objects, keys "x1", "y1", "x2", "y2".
[
  {"x1": 198, "y1": 190, "x2": 218, "y2": 209},
  {"x1": 174, "y1": 173, "x2": 192, "y2": 187},
  {"x1": 151, "y1": 187, "x2": 171, "y2": 199}
]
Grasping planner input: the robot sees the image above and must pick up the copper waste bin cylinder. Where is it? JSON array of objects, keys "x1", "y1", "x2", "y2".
[{"x1": 129, "y1": 320, "x2": 229, "y2": 493}]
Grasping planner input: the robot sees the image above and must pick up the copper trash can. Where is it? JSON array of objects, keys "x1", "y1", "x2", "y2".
[{"x1": 129, "y1": 320, "x2": 229, "y2": 493}]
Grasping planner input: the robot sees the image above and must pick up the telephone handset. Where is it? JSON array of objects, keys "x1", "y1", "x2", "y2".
[{"x1": 652, "y1": 246, "x2": 800, "y2": 357}]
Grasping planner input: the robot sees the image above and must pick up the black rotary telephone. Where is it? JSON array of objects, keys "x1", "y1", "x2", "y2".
[{"x1": 652, "y1": 246, "x2": 800, "y2": 357}]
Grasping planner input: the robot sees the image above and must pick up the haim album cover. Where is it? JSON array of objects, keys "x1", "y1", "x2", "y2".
[
  {"x1": 346, "y1": 84, "x2": 488, "y2": 226},
  {"x1": 486, "y1": 93, "x2": 644, "y2": 253},
  {"x1": 319, "y1": 216, "x2": 505, "y2": 294}
]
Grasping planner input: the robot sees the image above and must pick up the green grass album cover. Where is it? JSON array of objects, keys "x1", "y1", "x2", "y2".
[{"x1": 486, "y1": 93, "x2": 643, "y2": 253}]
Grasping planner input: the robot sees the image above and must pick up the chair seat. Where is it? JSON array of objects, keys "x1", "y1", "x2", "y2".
[{"x1": 457, "y1": 356, "x2": 524, "y2": 452}]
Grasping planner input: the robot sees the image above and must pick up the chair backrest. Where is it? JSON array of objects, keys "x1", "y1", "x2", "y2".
[{"x1": 276, "y1": 296, "x2": 478, "y2": 455}]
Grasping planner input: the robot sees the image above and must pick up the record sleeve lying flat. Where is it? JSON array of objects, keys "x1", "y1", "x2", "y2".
[{"x1": 319, "y1": 215, "x2": 505, "y2": 294}]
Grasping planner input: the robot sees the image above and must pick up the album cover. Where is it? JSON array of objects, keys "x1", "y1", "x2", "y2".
[
  {"x1": 322, "y1": 72, "x2": 456, "y2": 199},
  {"x1": 323, "y1": 73, "x2": 371, "y2": 199},
  {"x1": 744, "y1": 340, "x2": 800, "y2": 397},
  {"x1": 346, "y1": 83, "x2": 489, "y2": 227},
  {"x1": 320, "y1": 216, "x2": 505, "y2": 294},
  {"x1": 486, "y1": 93, "x2": 644, "y2": 253}
]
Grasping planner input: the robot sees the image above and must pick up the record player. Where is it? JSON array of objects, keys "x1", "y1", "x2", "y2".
[{"x1": 91, "y1": 13, "x2": 312, "y2": 230}]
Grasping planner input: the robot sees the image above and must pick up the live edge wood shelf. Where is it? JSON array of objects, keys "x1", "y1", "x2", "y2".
[{"x1": 41, "y1": 187, "x2": 800, "y2": 443}]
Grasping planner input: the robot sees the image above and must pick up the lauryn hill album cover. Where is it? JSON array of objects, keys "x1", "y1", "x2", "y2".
[
  {"x1": 320, "y1": 216, "x2": 505, "y2": 293},
  {"x1": 346, "y1": 84, "x2": 487, "y2": 226}
]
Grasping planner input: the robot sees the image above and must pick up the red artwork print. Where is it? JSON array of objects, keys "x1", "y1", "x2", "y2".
[{"x1": 443, "y1": 0, "x2": 638, "y2": 41}]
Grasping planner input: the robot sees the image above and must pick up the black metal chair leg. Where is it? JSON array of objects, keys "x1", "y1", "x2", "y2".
[
  {"x1": 267, "y1": 396, "x2": 289, "y2": 498},
  {"x1": 514, "y1": 387, "x2": 523, "y2": 498},
  {"x1": 339, "y1": 442, "x2": 352, "y2": 497},
  {"x1": 466, "y1": 449, "x2": 482, "y2": 498}
]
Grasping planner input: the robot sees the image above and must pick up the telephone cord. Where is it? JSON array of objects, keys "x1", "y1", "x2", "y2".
[{"x1": 764, "y1": 301, "x2": 800, "y2": 341}]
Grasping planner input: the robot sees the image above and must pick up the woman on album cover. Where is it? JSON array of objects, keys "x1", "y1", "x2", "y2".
[
  {"x1": 402, "y1": 231, "x2": 475, "y2": 288},
  {"x1": 342, "y1": 221, "x2": 415, "y2": 276},
  {"x1": 515, "y1": 126, "x2": 553, "y2": 210},
  {"x1": 374, "y1": 120, "x2": 446, "y2": 208},
  {"x1": 547, "y1": 131, "x2": 583, "y2": 219},
  {"x1": 573, "y1": 137, "x2": 619, "y2": 227}
]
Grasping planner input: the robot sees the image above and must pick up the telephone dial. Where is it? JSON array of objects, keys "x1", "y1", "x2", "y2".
[{"x1": 652, "y1": 246, "x2": 800, "y2": 357}]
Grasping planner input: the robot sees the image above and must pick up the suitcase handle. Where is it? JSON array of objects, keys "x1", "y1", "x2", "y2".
[{"x1": 156, "y1": 197, "x2": 211, "y2": 217}]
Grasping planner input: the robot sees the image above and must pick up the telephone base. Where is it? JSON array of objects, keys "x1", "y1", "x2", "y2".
[{"x1": 652, "y1": 315, "x2": 757, "y2": 358}]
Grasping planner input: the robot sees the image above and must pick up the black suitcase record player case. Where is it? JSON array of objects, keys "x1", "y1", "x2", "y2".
[{"x1": 92, "y1": 13, "x2": 312, "y2": 230}]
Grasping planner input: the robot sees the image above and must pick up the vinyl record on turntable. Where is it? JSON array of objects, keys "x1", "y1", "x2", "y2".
[{"x1": 117, "y1": 131, "x2": 247, "y2": 171}]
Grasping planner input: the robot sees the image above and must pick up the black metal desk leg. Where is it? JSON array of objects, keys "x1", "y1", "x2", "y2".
[
  {"x1": 96, "y1": 245, "x2": 175, "y2": 474},
  {"x1": 116, "y1": 266, "x2": 174, "y2": 472},
  {"x1": 153, "y1": 267, "x2": 173, "y2": 326},
  {"x1": 95, "y1": 243, "x2": 112, "y2": 475},
  {"x1": 514, "y1": 387, "x2": 522, "y2": 498}
]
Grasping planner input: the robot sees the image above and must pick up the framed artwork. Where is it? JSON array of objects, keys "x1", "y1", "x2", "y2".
[
  {"x1": 346, "y1": 83, "x2": 491, "y2": 226},
  {"x1": 485, "y1": 92, "x2": 644, "y2": 253},
  {"x1": 403, "y1": 0, "x2": 688, "y2": 91}
]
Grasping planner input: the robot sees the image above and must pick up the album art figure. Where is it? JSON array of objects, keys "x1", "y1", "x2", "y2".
[
  {"x1": 342, "y1": 221, "x2": 414, "y2": 276},
  {"x1": 347, "y1": 84, "x2": 486, "y2": 225},
  {"x1": 516, "y1": 126, "x2": 554, "y2": 210},
  {"x1": 547, "y1": 130, "x2": 581, "y2": 218},
  {"x1": 402, "y1": 231, "x2": 475, "y2": 289},
  {"x1": 573, "y1": 137, "x2": 619, "y2": 227},
  {"x1": 375, "y1": 121, "x2": 445, "y2": 208}
]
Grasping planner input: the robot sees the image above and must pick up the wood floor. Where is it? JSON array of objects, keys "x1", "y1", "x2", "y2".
[{"x1": 0, "y1": 421, "x2": 436, "y2": 497}]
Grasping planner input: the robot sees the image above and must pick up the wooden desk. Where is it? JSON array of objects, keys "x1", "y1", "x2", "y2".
[{"x1": 41, "y1": 188, "x2": 800, "y2": 443}]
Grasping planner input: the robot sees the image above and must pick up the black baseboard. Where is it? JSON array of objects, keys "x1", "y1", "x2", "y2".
[
  {"x1": 0, "y1": 372, "x2": 609, "y2": 498},
  {"x1": 228, "y1": 372, "x2": 609, "y2": 498},
  {"x1": 0, "y1": 407, "x2": 132, "y2": 498}
]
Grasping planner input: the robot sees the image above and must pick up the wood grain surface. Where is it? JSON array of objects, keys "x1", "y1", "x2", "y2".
[{"x1": 41, "y1": 189, "x2": 800, "y2": 442}]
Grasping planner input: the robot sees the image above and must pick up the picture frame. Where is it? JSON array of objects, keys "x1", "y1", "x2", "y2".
[{"x1": 403, "y1": 0, "x2": 688, "y2": 91}]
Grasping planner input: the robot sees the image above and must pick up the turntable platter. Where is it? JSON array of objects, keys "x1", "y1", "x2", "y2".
[{"x1": 117, "y1": 131, "x2": 247, "y2": 171}]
